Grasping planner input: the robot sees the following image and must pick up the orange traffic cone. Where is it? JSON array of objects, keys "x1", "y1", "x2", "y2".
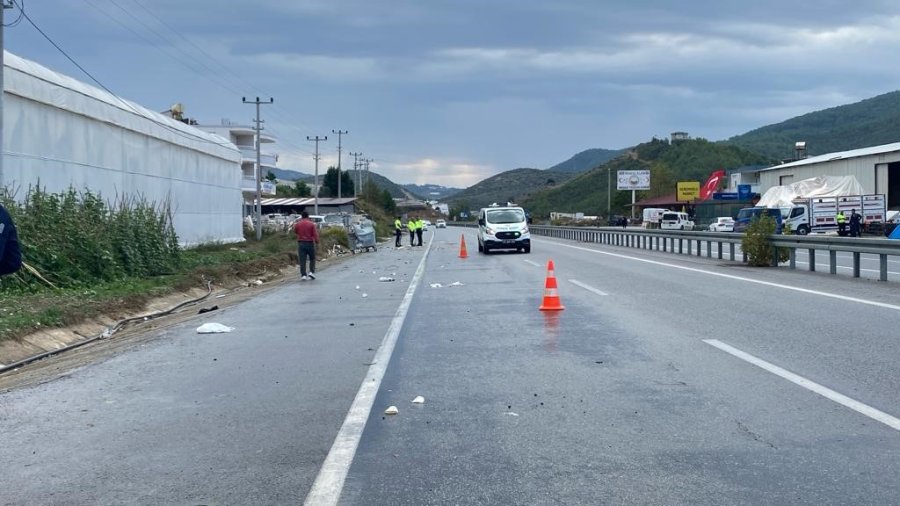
[
  {"x1": 459, "y1": 234, "x2": 468, "y2": 259},
  {"x1": 539, "y1": 259, "x2": 565, "y2": 311}
]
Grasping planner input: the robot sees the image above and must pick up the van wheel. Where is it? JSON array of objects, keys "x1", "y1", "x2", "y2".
[
  {"x1": 797, "y1": 225, "x2": 810, "y2": 235},
  {"x1": 680, "y1": 225, "x2": 684, "y2": 230},
  {"x1": 483, "y1": 244, "x2": 490, "y2": 254},
  {"x1": 524, "y1": 245, "x2": 531, "y2": 254},
  {"x1": 478, "y1": 241, "x2": 484, "y2": 252}
]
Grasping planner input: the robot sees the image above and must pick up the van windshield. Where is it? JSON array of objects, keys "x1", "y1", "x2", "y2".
[
  {"x1": 661, "y1": 213, "x2": 678, "y2": 220},
  {"x1": 486, "y1": 209, "x2": 525, "y2": 224}
]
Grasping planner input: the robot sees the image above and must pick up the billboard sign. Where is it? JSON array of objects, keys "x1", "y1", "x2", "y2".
[
  {"x1": 616, "y1": 170, "x2": 651, "y2": 190},
  {"x1": 677, "y1": 181, "x2": 700, "y2": 201}
]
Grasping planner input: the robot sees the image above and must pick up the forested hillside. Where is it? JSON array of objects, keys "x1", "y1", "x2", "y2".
[
  {"x1": 443, "y1": 168, "x2": 574, "y2": 211},
  {"x1": 546, "y1": 148, "x2": 625, "y2": 173},
  {"x1": 725, "y1": 90, "x2": 900, "y2": 160},
  {"x1": 523, "y1": 138, "x2": 771, "y2": 218}
]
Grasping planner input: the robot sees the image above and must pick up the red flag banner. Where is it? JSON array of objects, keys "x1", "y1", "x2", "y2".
[{"x1": 699, "y1": 169, "x2": 726, "y2": 200}]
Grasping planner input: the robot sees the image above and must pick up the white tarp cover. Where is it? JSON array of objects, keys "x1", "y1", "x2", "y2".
[
  {"x1": 757, "y1": 176, "x2": 865, "y2": 209},
  {"x1": 2, "y1": 51, "x2": 244, "y2": 246}
]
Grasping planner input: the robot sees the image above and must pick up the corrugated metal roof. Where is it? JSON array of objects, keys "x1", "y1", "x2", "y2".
[
  {"x1": 256, "y1": 197, "x2": 357, "y2": 205},
  {"x1": 759, "y1": 141, "x2": 900, "y2": 172}
]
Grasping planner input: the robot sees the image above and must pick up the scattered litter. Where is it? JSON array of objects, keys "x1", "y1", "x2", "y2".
[
  {"x1": 384, "y1": 406, "x2": 399, "y2": 415},
  {"x1": 215, "y1": 294, "x2": 227, "y2": 299},
  {"x1": 355, "y1": 285, "x2": 361, "y2": 290},
  {"x1": 449, "y1": 281, "x2": 464, "y2": 287},
  {"x1": 198, "y1": 305, "x2": 219, "y2": 314},
  {"x1": 412, "y1": 396, "x2": 425, "y2": 404},
  {"x1": 505, "y1": 412, "x2": 519, "y2": 417},
  {"x1": 100, "y1": 328, "x2": 113, "y2": 338},
  {"x1": 196, "y1": 323, "x2": 234, "y2": 334},
  {"x1": 349, "y1": 323, "x2": 355, "y2": 326},
  {"x1": 430, "y1": 283, "x2": 443, "y2": 289},
  {"x1": 362, "y1": 293, "x2": 368, "y2": 298},
  {"x1": 372, "y1": 270, "x2": 377, "y2": 274},
  {"x1": 378, "y1": 277, "x2": 395, "y2": 282},
  {"x1": 253, "y1": 279, "x2": 263, "y2": 285}
]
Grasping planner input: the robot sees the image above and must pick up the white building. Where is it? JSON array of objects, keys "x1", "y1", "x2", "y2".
[
  {"x1": 197, "y1": 120, "x2": 278, "y2": 198},
  {"x1": 3, "y1": 51, "x2": 244, "y2": 246},
  {"x1": 756, "y1": 142, "x2": 900, "y2": 210}
]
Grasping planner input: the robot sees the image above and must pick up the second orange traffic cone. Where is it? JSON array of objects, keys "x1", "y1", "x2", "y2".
[
  {"x1": 539, "y1": 259, "x2": 565, "y2": 311},
  {"x1": 459, "y1": 234, "x2": 468, "y2": 258}
]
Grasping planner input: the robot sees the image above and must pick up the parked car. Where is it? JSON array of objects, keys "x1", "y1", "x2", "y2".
[
  {"x1": 435, "y1": 219, "x2": 447, "y2": 229},
  {"x1": 734, "y1": 207, "x2": 783, "y2": 234},
  {"x1": 660, "y1": 212, "x2": 694, "y2": 230},
  {"x1": 708, "y1": 217, "x2": 735, "y2": 232},
  {"x1": 422, "y1": 220, "x2": 432, "y2": 231}
]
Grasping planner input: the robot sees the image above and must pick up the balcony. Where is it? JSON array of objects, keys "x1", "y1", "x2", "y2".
[{"x1": 237, "y1": 145, "x2": 278, "y2": 167}]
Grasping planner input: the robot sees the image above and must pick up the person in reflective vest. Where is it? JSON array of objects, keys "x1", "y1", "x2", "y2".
[
  {"x1": 415, "y1": 218, "x2": 424, "y2": 246},
  {"x1": 408, "y1": 217, "x2": 417, "y2": 246},
  {"x1": 836, "y1": 210, "x2": 847, "y2": 235},
  {"x1": 394, "y1": 216, "x2": 403, "y2": 247}
]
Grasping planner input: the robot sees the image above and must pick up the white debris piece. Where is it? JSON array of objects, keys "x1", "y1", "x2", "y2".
[
  {"x1": 362, "y1": 293, "x2": 368, "y2": 298},
  {"x1": 254, "y1": 279, "x2": 263, "y2": 285},
  {"x1": 355, "y1": 285, "x2": 361, "y2": 290},
  {"x1": 384, "y1": 405, "x2": 399, "y2": 415},
  {"x1": 449, "y1": 281, "x2": 464, "y2": 287},
  {"x1": 505, "y1": 412, "x2": 520, "y2": 417},
  {"x1": 378, "y1": 276, "x2": 395, "y2": 282},
  {"x1": 196, "y1": 323, "x2": 234, "y2": 334},
  {"x1": 430, "y1": 283, "x2": 443, "y2": 289},
  {"x1": 411, "y1": 396, "x2": 425, "y2": 404}
]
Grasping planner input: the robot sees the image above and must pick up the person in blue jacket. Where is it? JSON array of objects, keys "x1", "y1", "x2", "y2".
[{"x1": 0, "y1": 203, "x2": 22, "y2": 276}]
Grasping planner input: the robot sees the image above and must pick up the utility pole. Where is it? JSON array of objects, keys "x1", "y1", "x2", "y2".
[
  {"x1": 307, "y1": 135, "x2": 327, "y2": 215},
  {"x1": 332, "y1": 129, "x2": 348, "y2": 198},
  {"x1": 607, "y1": 167, "x2": 612, "y2": 219},
  {"x1": 243, "y1": 96, "x2": 273, "y2": 241},
  {"x1": 0, "y1": 1, "x2": 14, "y2": 190},
  {"x1": 349, "y1": 152, "x2": 362, "y2": 197},
  {"x1": 363, "y1": 158, "x2": 372, "y2": 188}
]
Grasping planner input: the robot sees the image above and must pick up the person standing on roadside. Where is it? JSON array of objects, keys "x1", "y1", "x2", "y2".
[
  {"x1": 408, "y1": 216, "x2": 417, "y2": 246},
  {"x1": 394, "y1": 215, "x2": 403, "y2": 247},
  {"x1": 836, "y1": 210, "x2": 847, "y2": 236},
  {"x1": 293, "y1": 211, "x2": 319, "y2": 280},
  {"x1": 415, "y1": 217, "x2": 424, "y2": 246},
  {"x1": 849, "y1": 209, "x2": 862, "y2": 237},
  {"x1": 0, "y1": 203, "x2": 22, "y2": 276}
]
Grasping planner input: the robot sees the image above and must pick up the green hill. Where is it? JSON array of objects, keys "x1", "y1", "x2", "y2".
[
  {"x1": 546, "y1": 148, "x2": 625, "y2": 173},
  {"x1": 522, "y1": 138, "x2": 771, "y2": 219},
  {"x1": 444, "y1": 168, "x2": 574, "y2": 211},
  {"x1": 724, "y1": 90, "x2": 900, "y2": 160},
  {"x1": 298, "y1": 170, "x2": 414, "y2": 199}
]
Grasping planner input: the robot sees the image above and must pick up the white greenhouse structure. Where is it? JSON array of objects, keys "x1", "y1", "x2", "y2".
[{"x1": 2, "y1": 51, "x2": 245, "y2": 246}]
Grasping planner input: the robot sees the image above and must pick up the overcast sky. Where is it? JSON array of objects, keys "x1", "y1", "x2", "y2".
[{"x1": 7, "y1": 0, "x2": 900, "y2": 187}]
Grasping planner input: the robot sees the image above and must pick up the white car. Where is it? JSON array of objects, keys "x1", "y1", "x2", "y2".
[
  {"x1": 660, "y1": 212, "x2": 694, "y2": 231},
  {"x1": 435, "y1": 219, "x2": 447, "y2": 229},
  {"x1": 708, "y1": 217, "x2": 735, "y2": 232}
]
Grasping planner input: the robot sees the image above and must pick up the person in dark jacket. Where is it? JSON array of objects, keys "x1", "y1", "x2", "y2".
[
  {"x1": 849, "y1": 209, "x2": 862, "y2": 237},
  {"x1": 0, "y1": 203, "x2": 22, "y2": 276}
]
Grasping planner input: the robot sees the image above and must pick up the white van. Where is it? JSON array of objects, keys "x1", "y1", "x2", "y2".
[
  {"x1": 477, "y1": 205, "x2": 530, "y2": 254},
  {"x1": 660, "y1": 212, "x2": 694, "y2": 230}
]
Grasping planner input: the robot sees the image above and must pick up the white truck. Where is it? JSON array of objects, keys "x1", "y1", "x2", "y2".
[{"x1": 781, "y1": 194, "x2": 886, "y2": 235}]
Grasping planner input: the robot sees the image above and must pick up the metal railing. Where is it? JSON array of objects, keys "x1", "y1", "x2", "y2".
[{"x1": 450, "y1": 223, "x2": 900, "y2": 282}]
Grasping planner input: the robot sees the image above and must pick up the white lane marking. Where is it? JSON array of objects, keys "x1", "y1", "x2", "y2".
[
  {"x1": 704, "y1": 339, "x2": 900, "y2": 432},
  {"x1": 304, "y1": 241, "x2": 433, "y2": 505},
  {"x1": 793, "y1": 260, "x2": 900, "y2": 276},
  {"x1": 523, "y1": 259, "x2": 541, "y2": 267},
  {"x1": 569, "y1": 279, "x2": 608, "y2": 296},
  {"x1": 548, "y1": 241, "x2": 900, "y2": 311}
]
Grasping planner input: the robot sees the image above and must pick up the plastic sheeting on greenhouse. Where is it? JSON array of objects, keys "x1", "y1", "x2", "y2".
[
  {"x1": 757, "y1": 176, "x2": 865, "y2": 209},
  {"x1": 2, "y1": 51, "x2": 244, "y2": 246}
]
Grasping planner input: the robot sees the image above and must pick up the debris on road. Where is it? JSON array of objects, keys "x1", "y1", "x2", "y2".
[
  {"x1": 362, "y1": 293, "x2": 368, "y2": 298},
  {"x1": 378, "y1": 276, "x2": 395, "y2": 282},
  {"x1": 412, "y1": 396, "x2": 425, "y2": 404},
  {"x1": 385, "y1": 406, "x2": 399, "y2": 415},
  {"x1": 505, "y1": 412, "x2": 519, "y2": 417},
  {"x1": 196, "y1": 323, "x2": 234, "y2": 334},
  {"x1": 449, "y1": 281, "x2": 464, "y2": 286},
  {"x1": 197, "y1": 305, "x2": 219, "y2": 314},
  {"x1": 430, "y1": 283, "x2": 443, "y2": 288}
]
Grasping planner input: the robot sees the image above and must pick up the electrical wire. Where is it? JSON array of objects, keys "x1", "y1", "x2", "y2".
[{"x1": 4, "y1": 0, "x2": 24, "y2": 28}]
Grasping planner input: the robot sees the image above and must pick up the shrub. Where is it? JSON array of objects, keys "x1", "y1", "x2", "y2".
[{"x1": 741, "y1": 214, "x2": 789, "y2": 266}]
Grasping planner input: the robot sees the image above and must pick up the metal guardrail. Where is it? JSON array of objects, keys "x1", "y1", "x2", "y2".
[{"x1": 450, "y1": 223, "x2": 900, "y2": 282}]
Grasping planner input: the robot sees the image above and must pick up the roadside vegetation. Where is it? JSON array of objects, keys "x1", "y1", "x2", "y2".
[
  {"x1": 0, "y1": 187, "x2": 348, "y2": 344},
  {"x1": 741, "y1": 214, "x2": 790, "y2": 266}
]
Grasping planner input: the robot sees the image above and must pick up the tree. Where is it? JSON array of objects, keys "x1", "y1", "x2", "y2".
[
  {"x1": 322, "y1": 167, "x2": 354, "y2": 198},
  {"x1": 265, "y1": 170, "x2": 277, "y2": 182},
  {"x1": 380, "y1": 189, "x2": 396, "y2": 213}
]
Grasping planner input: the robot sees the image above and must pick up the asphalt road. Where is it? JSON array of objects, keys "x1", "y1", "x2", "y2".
[{"x1": 2, "y1": 228, "x2": 900, "y2": 505}]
